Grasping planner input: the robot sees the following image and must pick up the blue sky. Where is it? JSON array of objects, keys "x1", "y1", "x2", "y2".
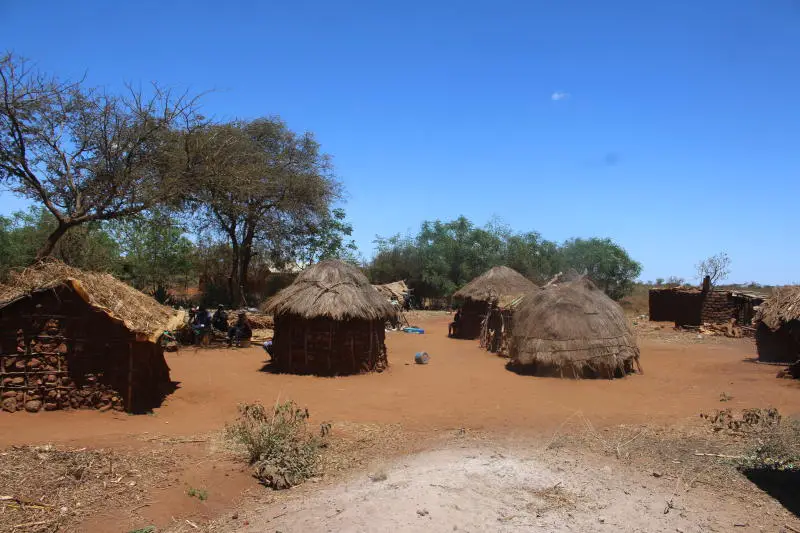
[{"x1": 2, "y1": 0, "x2": 799, "y2": 284}]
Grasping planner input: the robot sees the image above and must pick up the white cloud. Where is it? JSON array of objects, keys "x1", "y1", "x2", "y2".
[{"x1": 551, "y1": 91, "x2": 570, "y2": 101}]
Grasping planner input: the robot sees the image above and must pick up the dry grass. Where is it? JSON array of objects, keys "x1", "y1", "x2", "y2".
[
  {"x1": 509, "y1": 278, "x2": 641, "y2": 378},
  {"x1": 453, "y1": 266, "x2": 537, "y2": 308},
  {"x1": 262, "y1": 260, "x2": 394, "y2": 321},
  {"x1": 0, "y1": 259, "x2": 180, "y2": 337},
  {"x1": 756, "y1": 285, "x2": 800, "y2": 331},
  {"x1": 0, "y1": 444, "x2": 174, "y2": 533},
  {"x1": 225, "y1": 401, "x2": 328, "y2": 490}
]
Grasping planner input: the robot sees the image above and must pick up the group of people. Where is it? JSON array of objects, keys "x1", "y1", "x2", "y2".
[{"x1": 189, "y1": 305, "x2": 252, "y2": 346}]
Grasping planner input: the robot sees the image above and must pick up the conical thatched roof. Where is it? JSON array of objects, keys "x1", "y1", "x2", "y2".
[
  {"x1": 263, "y1": 260, "x2": 395, "y2": 321},
  {"x1": 453, "y1": 266, "x2": 537, "y2": 307},
  {"x1": 755, "y1": 286, "x2": 800, "y2": 331},
  {"x1": 509, "y1": 278, "x2": 641, "y2": 379},
  {"x1": 0, "y1": 260, "x2": 184, "y2": 341}
]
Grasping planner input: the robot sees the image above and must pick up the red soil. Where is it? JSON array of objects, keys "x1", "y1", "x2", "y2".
[{"x1": 1, "y1": 313, "x2": 798, "y2": 532}]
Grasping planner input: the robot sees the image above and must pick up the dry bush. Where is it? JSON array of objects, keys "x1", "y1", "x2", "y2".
[
  {"x1": 0, "y1": 444, "x2": 173, "y2": 533},
  {"x1": 225, "y1": 401, "x2": 328, "y2": 490}
]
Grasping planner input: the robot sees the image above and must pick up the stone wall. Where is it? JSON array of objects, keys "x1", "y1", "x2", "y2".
[{"x1": 0, "y1": 286, "x2": 171, "y2": 413}]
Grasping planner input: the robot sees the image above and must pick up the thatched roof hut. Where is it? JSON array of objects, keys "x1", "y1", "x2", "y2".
[
  {"x1": 452, "y1": 266, "x2": 537, "y2": 340},
  {"x1": 0, "y1": 261, "x2": 182, "y2": 413},
  {"x1": 509, "y1": 278, "x2": 641, "y2": 379},
  {"x1": 454, "y1": 266, "x2": 537, "y2": 308},
  {"x1": 754, "y1": 286, "x2": 800, "y2": 364},
  {"x1": 263, "y1": 260, "x2": 395, "y2": 375}
]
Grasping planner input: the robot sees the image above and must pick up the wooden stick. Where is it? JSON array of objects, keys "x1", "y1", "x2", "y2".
[{"x1": 693, "y1": 452, "x2": 745, "y2": 459}]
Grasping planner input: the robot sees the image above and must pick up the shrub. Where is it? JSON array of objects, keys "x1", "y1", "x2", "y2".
[{"x1": 226, "y1": 401, "x2": 327, "y2": 489}]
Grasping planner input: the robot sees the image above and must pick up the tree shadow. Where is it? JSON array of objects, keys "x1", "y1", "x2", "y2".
[{"x1": 741, "y1": 468, "x2": 800, "y2": 518}]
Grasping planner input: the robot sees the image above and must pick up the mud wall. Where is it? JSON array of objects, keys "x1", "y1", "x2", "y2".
[
  {"x1": 0, "y1": 287, "x2": 171, "y2": 413},
  {"x1": 457, "y1": 299, "x2": 489, "y2": 340},
  {"x1": 756, "y1": 322, "x2": 800, "y2": 363},
  {"x1": 648, "y1": 290, "x2": 703, "y2": 325},
  {"x1": 271, "y1": 315, "x2": 387, "y2": 375}
]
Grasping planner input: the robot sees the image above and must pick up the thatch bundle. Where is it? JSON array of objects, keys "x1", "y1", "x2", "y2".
[
  {"x1": 372, "y1": 280, "x2": 409, "y2": 306},
  {"x1": 0, "y1": 259, "x2": 182, "y2": 340},
  {"x1": 754, "y1": 286, "x2": 800, "y2": 364},
  {"x1": 509, "y1": 278, "x2": 641, "y2": 379},
  {"x1": 263, "y1": 260, "x2": 394, "y2": 321},
  {"x1": 453, "y1": 266, "x2": 537, "y2": 308},
  {"x1": 263, "y1": 260, "x2": 395, "y2": 375}
]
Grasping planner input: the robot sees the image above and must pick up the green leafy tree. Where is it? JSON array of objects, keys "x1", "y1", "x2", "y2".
[
  {"x1": 109, "y1": 211, "x2": 196, "y2": 294},
  {"x1": 0, "y1": 207, "x2": 120, "y2": 278},
  {"x1": 558, "y1": 238, "x2": 642, "y2": 299},
  {"x1": 289, "y1": 208, "x2": 359, "y2": 265},
  {"x1": 186, "y1": 117, "x2": 340, "y2": 306}
]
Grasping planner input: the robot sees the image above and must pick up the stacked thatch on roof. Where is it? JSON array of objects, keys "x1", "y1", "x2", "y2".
[
  {"x1": 754, "y1": 286, "x2": 800, "y2": 364},
  {"x1": 372, "y1": 280, "x2": 409, "y2": 307},
  {"x1": 0, "y1": 260, "x2": 182, "y2": 413},
  {"x1": 263, "y1": 260, "x2": 395, "y2": 375},
  {"x1": 508, "y1": 278, "x2": 642, "y2": 379},
  {"x1": 452, "y1": 266, "x2": 537, "y2": 341}
]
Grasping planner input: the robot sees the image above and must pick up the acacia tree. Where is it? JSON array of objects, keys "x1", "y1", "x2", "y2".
[
  {"x1": 0, "y1": 53, "x2": 201, "y2": 258},
  {"x1": 188, "y1": 117, "x2": 339, "y2": 305},
  {"x1": 696, "y1": 252, "x2": 731, "y2": 286}
]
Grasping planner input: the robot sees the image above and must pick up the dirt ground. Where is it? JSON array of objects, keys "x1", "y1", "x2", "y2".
[{"x1": 0, "y1": 312, "x2": 798, "y2": 532}]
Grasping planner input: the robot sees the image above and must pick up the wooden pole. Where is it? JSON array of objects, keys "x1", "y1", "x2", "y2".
[
  {"x1": 350, "y1": 332, "x2": 356, "y2": 373},
  {"x1": 369, "y1": 322, "x2": 374, "y2": 370},
  {"x1": 127, "y1": 341, "x2": 134, "y2": 413},
  {"x1": 327, "y1": 322, "x2": 333, "y2": 373},
  {"x1": 303, "y1": 325, "x2": 309, "y2": 371}
]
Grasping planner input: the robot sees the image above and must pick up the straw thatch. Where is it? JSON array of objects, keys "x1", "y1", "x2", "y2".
[
  {"x1": 509, "y1": 278, "x2": 641, "y2": 379},
  {"x1": 372, "y1": 280, "x2": 409, "y2": 306},
  {"x1": 263, "y1": 260, "x2": 395, "y2": 321},
  {"x1": 453, "y1": 266, "x2": 537, "y2": 307},
  {"x1": 0, "y1": 260, "x2": 182, "y2": 340},
  {"x1": 754, "y1": 286, "x2": 800, "y2": 364},
  {"x1": 755, "y1": 286, "x2": 800, "y2": 331}
]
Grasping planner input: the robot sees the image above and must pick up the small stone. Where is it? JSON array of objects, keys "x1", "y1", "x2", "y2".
[
  {"x1": 652, "y1": 472, "x2": 663, "y2": 478},
  {"x1": 417, "y1": 509, "x2": 429, "y2": 517},
  {"x1": 232, "y1": 513, "x2": 238, "y2": 520},
  {"x1": 2, "y1": 398, "x2": 17, "y2": 413},
  {"x1": 598, "y1": 517, "x2": 606, "y2": 523},
  {"x1": 24, "y1": 400, "x2": 42, "y2": 412}
]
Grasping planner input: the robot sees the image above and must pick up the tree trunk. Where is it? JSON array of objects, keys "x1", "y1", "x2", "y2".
[
  {"x1": 35, "y1": 222, "x2": 71, "y2": 260},
  {"x1": 229, "y1": 242, "x2": 241, "y2": 307}
]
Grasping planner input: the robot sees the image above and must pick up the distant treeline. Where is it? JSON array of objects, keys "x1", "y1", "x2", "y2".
[{"x1": 366, "y1": 216, "x2": 641, "y2": 301}]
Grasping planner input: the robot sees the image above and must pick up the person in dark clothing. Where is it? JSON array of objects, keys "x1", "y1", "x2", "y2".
[
  {"x1": 228, "y1": 312, "x2": 253, "y2": 347},
  {"x1": 192, "y1": 307, "x2": 212, "y2": 344},
  {"x1": 448, "y1": 309, "x2": 462, "y2": 338},
  {"x1": 212, "y1": 304, "x2": 228, "y2": 332}
]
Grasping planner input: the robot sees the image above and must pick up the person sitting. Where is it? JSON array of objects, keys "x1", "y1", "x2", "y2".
[
  {"x1": 228, "y1": 312, "x2": 253, "y2": 347},
  {"x1": 262, "y1": 338, "x2": 274, "y2": 357},
  {"x1": 212, "y1": 304, "x2": 228, "y2": 332},
  {"x1": 448, "y1": 309, "x2": 462, "y2": 338},
  {"x1": 191, "y1": 307, "x2": 212, "y2": 345}
]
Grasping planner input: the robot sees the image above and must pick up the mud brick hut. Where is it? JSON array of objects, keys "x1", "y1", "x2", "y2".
[
  {"x1": 0, "y1": 262, "x2": 184, "y2": 414},
  {"x1": 649, "y1": 278, "x2": 764, "y2": 327},
  {"x1": 509, "y1": 278, "x2": 642, "y2": 379},
  {"x1": 753, "y1": 286, "x2": 800, "y2": 364},
  {"x1": 263, "y1": 260, "x2": 395, "y2": 375},
  {"x1": 452, "y1": 266, "x2": 537, "y2": 341}
]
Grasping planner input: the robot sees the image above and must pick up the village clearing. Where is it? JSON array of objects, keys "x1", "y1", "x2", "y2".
[{"x1": 0, "y1": 313, "x2": 798, "y2": 533}]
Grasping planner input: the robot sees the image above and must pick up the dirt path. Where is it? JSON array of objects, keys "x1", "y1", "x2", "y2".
[{"x1": 220, "y1": 441, "x2": 798, "y2": 533}]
